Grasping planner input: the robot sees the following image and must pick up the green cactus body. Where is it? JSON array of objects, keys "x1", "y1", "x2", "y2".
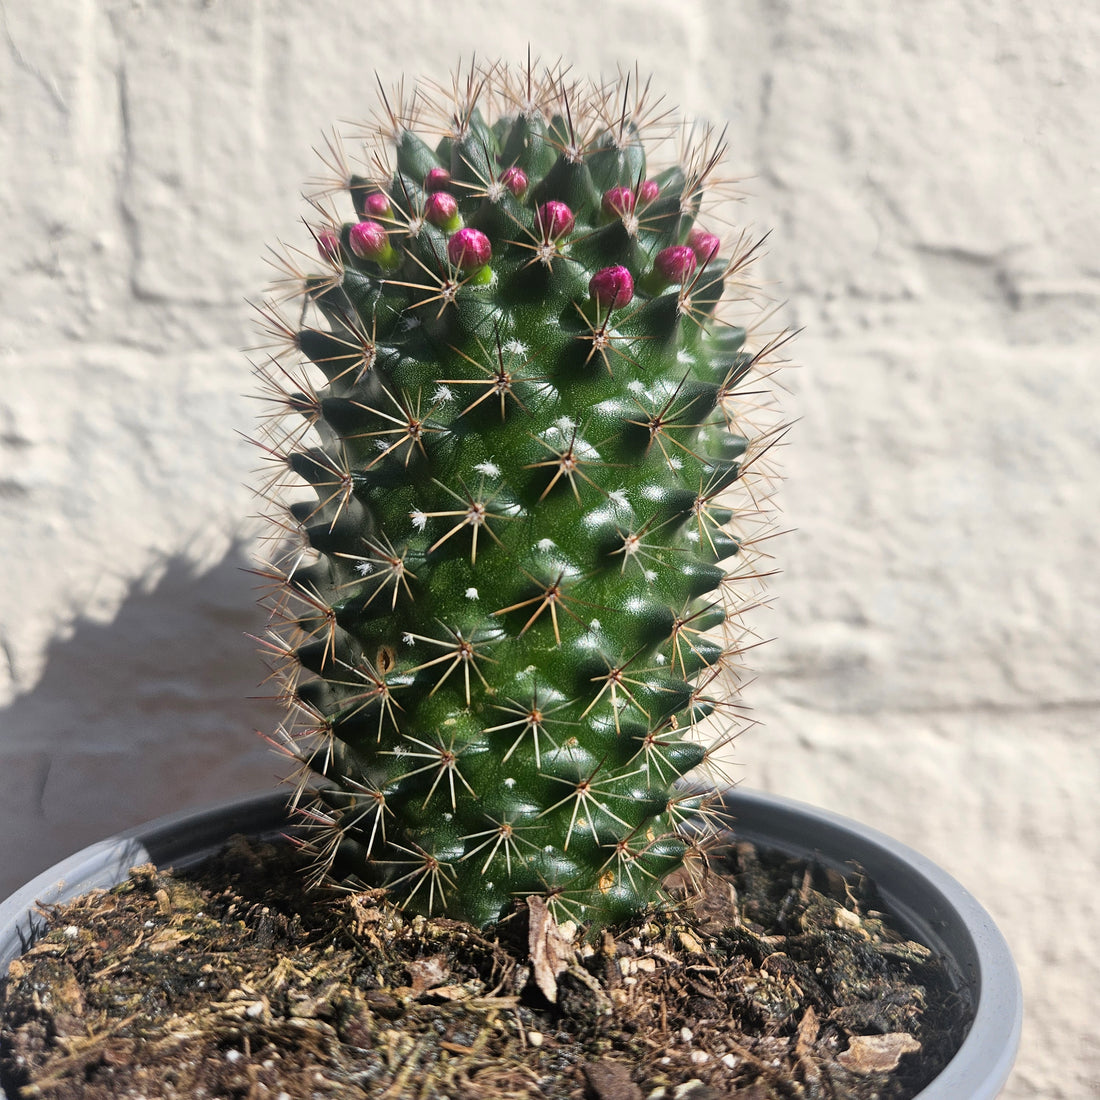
[{"x1": 256, "y1": 62, "x2": 783, "y2": 930}]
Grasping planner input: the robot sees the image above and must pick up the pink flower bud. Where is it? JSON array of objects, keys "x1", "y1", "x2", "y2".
[
  {"x1": 447, "y1": 227, "x2": 492, "y2": 272},
  {"x1": 536, "y1": 200, "x2": 575, "y2": 241},
  {"x1": 424, "y1": 167, "x2": 451, "y2": 192},
  {"x1": 638, "y1": 179, "x2": 660, "y2": 205},
  {"x1": 589, "y1": 265, "x2": 634, "y2": 310},
  {"x1": 500, "y1": 165, "x2": 528, "y2": 198},
  {"x1": 348, "y1": 220, "x2": 390, "y2": 261},
  {"x1": 687, "y1": 227, "x2": 721, "y2": 264},
  {"x1": 602, "y1": 186, "x2": 636, "y2": 218},
  {"x1": 364, "y1": 191, "x2": 392, "y2": 217},
  {"x1": 424, "y1": 190, "x2": 459, "y2": 228},
  {"x1": 655, "y1": 245, "x2": 698, "y2": 283},
  {"x1": 316, "y1": 227, "x2": 340, "y2": 261}
]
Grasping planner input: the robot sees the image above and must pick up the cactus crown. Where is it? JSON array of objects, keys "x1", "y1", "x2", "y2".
[{"x1": 253, "y1": 59, "x2": 786, "y2": 931}]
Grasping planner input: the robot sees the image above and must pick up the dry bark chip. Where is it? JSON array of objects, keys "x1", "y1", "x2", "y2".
[
  {"x1": 837, "y1": 1032, "x2": 923, "y2": 1074},
  {"x1": 406, "y1": 953, "x2": 450, "y2": 993},
  {"x1": 581, "y1": 1059, "x2": 644, "y2": 1099},
  {"x1": 795, "y1": 1004, "x2": 820, "y2": 1053},
  {"x1": 527, "y1": 895, "x2": 574, "y2": 1003}
]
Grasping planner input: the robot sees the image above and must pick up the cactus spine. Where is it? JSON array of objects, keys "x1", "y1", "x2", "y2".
[{"x1": 254, "y1": 61, "x2": 785, "y2": 930}]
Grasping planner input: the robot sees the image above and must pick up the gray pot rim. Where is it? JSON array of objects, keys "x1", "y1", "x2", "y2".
[{"x1": 0, "y1": 788, "x2": 1021, "y2": 1099}]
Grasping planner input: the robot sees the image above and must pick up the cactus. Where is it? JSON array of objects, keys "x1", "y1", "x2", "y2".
[{"x1": 253, "y1": 60, "x2": 786, "y2": 931}]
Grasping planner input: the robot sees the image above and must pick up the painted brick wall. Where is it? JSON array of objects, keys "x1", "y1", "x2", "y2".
[{"x1": 2, "y1": 3, "x2": 1096, "y2": 1095}]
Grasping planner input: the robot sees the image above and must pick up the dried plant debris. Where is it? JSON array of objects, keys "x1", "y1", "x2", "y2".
[{"x1": 1, "y1": 836, "x2": 971, "y2": 1099}]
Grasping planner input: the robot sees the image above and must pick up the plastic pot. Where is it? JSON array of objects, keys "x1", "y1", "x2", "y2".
[{"x1": 0, "y1": 789, "x2": 1021, "y2": 1099}]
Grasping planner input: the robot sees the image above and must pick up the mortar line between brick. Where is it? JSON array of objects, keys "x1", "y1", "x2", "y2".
[{"x1": 788, "y1": 698, "x2": 1100, "y2": 720}]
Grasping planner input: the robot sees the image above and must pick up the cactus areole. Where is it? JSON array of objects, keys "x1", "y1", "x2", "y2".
[{"x1": 255, "y1": 61, "x2": 786, "y2": 931}]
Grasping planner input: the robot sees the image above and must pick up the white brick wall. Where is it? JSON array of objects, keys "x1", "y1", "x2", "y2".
[{"x1": 2, "y1": 4, "x2": 1096, "y2": 1095}]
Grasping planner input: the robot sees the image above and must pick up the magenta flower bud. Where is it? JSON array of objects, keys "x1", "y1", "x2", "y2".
[
  {"x1": 602, "y1": 186, "x2": 636, "y2": 218},
  {"x1": 638, "y1": 179, "x2": 660, "y2": 205},
  {"x1": 655, "y1": 245, "x2": 699, "y2": 283},
  {"x1": 589, "y1": 265, "x2": 634, "y2": 310},
  {"x1": 424, "y1": 190, "x2": 460, "y2": 228},
  {"x1": 347, "y1": 219, "x2": 390, "y2": 260},
  {"x1": 364, "y1": 191, "x2": 392, "y2": 217},
  {"x1": 316, "y1": 227, "x2": 340, "y2": 261},
  {"x1": 447, "y1": 227, "x2": 492, "y2": 272},
  {"x1": 536, "y1": 200, "x2": 575, "y2": 241},
  {"x1": 687, "y1": 227, "x2": 721, "y2": 264},
  {"x1": 500, "y1": 165, "x2": 528, "y2": 198},
  {"x1": 424, "y1": 167, "x2": 451, "y2": 192}
]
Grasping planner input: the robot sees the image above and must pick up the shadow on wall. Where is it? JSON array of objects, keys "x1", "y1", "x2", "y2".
[{"x1": 0, "y1": 545, "x2": 286, "y2": 898}]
